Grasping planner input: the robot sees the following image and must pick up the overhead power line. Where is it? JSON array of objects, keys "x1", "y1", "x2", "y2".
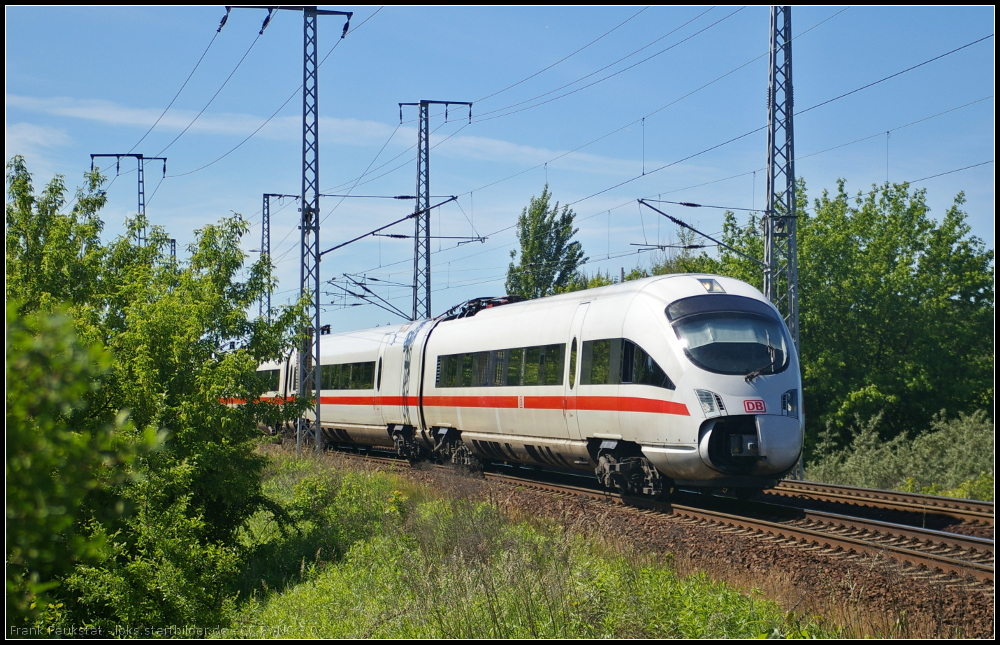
[
  {"x1": 474, "y1": 7, "x2": 738, "y2": 122},
  {"x1": 165, "y1": 7, "x2": 382, "y2": 178},
  {"x1": 155, "y1": 10, "x2": 276, "y2": 157},
  {"x1": 475, "y1": 6, "x2": 649, "y2": 103},
  {"x1": 454, "y1": 7, "x2": 850, "y2": 200},
  {"x1": 566, "y1": 32, "x2": 995, "y2": 207},
  {"x1": 318, "y1": 7, "x2": 848, "y2": 200},
  {"x1": 129, "y1": 9, "x2": 230, "y2": 153}
]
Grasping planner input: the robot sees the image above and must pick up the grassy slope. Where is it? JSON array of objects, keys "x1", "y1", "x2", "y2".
[{"x1": 227, "y1": 447, "x2": 832, "y2": 639}]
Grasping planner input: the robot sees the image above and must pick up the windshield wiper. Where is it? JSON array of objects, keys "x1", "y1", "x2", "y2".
[{"x1": 745, "y1": 330, "x2": 776, "y2": 383}]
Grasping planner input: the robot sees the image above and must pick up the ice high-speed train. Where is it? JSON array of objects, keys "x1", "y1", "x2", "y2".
[{"x1": 258, "y1": 274, "x2": 803, "y2": 497}]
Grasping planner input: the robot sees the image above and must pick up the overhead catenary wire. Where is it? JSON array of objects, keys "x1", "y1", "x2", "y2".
[
  {"x1": 129, "y1": 10, "x2": 228, "y2": 153},
  {"x1": 315, "y1": 7, "x2": 849, "y2": 200},
  {"x1": 352, "y1": 146, "x2": 995, "y2": 285},
  {"x1": 473, "y1": 7, "x2": 743, "y2": 123},
  {"x1": 474, "y1": 6, "x2": 650, "y2": 103},
  {"x1": 165, "y1": 7, "x2": 382, "y2": 178},
  {"x1": 452, "y1": 7, "x2": 851, "y2": 201},
  {"x1": 155, "y1": 11, "x2": 275, "y2": 158},
  {"x1": 641, "y1": 93, "x2": 994, "y2": 201},
  {"x1": 565, "y1": 32, "x2": 996, "y2": 208}
]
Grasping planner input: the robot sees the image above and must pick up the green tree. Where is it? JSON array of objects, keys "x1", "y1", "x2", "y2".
[
  {"x1": 709, "y1": 180, "x2": 993, "y2": 451},
  {"x1": 5, "y1": 155, "x2": 307, "y2": 629},
  {"x1": 648, "y1": 227, "x2": 723, "y2": 276},
  {"x1": 5, "y1": 305, "x2": 156, "y2": 626},
  {"x1": 797, "y1": 181, "x2": 993, "y2": 445},
  {"x1": 506, "y1": 185, "x2": 586, "y2": 299}
]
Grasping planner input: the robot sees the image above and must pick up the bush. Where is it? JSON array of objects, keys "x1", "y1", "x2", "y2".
[{"x1": 805, "y1": 410, "x2": 994, "y2": 500}]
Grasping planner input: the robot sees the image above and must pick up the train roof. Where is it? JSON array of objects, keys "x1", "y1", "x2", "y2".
[{"x1": 314, "y1": 273, "x2": 771, "y2": 349}]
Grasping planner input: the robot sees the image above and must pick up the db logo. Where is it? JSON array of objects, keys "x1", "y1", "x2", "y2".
[{"x1": 743, "y1": 399, "x2": 766, "y2": 413}]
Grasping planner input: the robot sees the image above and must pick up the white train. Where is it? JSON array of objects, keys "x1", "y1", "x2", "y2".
[{"x1": 259, "y1": 274, "x2": 804, "y2": 497}]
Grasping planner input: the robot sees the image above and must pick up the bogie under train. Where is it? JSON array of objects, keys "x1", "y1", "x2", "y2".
[{"x1": 258, "y1": 274, "x2": 804, "y2": 497}]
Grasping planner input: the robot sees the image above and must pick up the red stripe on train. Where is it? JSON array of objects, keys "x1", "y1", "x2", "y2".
[{"x1": 310, "y1": 394, "x2": 689, "y2": 416}]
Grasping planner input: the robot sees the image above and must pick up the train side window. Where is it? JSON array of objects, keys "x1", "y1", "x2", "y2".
[
  {"x1": 376, "y1": 358, "x2": 382, "y2": 391},
  {"x1": 506, "y1": 348, "x2": 523, "y2": 386},
  {"x1": 258, "y1": 368, "x2": 280, "y2": 393},
  {"x1": 440, "y1": 355, "x2": 451, "y2": 388},
  {"x1": 523, "y1": 346, "x2": 541, "y2": 385},
  {"x1": 461, "y1": 353, "x2": 474, "y2": 387},
  {"x1": 542, "y1": 344, "x2": 565, "y2": 385},
  {"x1": 621, "y1": 340, "x2": 675, "y2": 390},
  {"x1": 581, "y1": 339, "x2": 611, "y2": 384},
  {"x1": 472, "y1": 351, "x2": 490, "y2": 387},
  {"x1": 352, "y1": 362, "x2": 375, "y2": 389},
  {"x1": 321, "y1": 364, "x2": 339, "y2": 390},
  {"x1": 491, "y1": 349, "x2": 507, "y2": 386},
  {"x1": 569, "y1": 339, "x2": 577, "y2": 388},
  {"x1": 621, "y1": 340, "x2": 635, "y2": 383}
]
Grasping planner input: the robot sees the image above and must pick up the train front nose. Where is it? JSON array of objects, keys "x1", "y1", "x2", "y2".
[{"x1": 698, "y1": 414, "x2": 802, "y2": 476}]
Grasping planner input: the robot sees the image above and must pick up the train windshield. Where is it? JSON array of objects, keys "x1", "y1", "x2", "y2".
[{"x1": 673, "y1": 312, "x2": 789, "y2": 376}]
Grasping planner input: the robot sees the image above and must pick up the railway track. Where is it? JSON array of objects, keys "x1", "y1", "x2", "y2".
[
  {"x1": 486, "y1": 471, "x2": 994, "y2": 585},
  {"x1": 334, "y1": 450, "x2": 994, "y2": 585},
  {"x1": 769, "y1": 480, "x2": 995, "y2": 526}
]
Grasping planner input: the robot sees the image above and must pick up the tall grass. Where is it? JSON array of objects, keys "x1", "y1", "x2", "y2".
[
  {"x1": 805, "y1": 410, "x2": 994, "y2": 501},
  {"x1": 231, "y1": 447, "x2": 832, "y2": 638}
]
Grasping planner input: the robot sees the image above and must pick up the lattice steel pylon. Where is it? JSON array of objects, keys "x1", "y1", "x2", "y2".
[
  {"x1": 225, "y1": 6, "x2": 351, "y2": 457},
  {"x1": 764, "y1": 6, "x2": 799, "y2": 350},
  {"x1": 413, "y1": 100, "x2": 430, "y2": 321},
  {"x1": 90, "y1": 154, "x2": 166, "y2": 246},
  {"x1": 261, "y1": 194, "x2": 272, "y2": 320},
  {"x1": 399, "y1": 100, "x2": 472, "y2": 320},
  {"x1": 260, "y1": 193, "x2": 297, "y2": 320}
]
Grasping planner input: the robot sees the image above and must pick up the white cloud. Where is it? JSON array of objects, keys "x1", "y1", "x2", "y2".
[
  {"x1": 4, "y1": 122, "x2": 72, "y2": 177},
  {"x1": 7, "y1": 94, "x2": 663, "y2": 178},
  {"x1": 6, "y1": 94, "x2": 404, "y2": 145},
  {"x1": 5, "y1": 121, "x2": 71, "y2": 152}
]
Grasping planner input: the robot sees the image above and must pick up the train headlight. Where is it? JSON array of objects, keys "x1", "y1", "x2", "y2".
[
  {"x1": 695, "y1": 389, "x2": 726, "y2": 418},
  {"x1": 781, "y1": 389, "x2": 798, "y2": 418}
]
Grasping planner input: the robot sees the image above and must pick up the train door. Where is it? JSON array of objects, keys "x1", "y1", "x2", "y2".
[
  {"x1": 379, "y1": 319, "x2": 434, "y2": 432},
  {"x1": 373, "y1": 334, "x2": 391, "y2": 426},
  {"x1": 564, "y1": 302, "x2": 590, "y2": 441}
]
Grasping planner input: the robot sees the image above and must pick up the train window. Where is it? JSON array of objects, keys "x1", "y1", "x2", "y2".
[
  {"x1": 492, "y1": 349, "x2": 507, "y2": 386},
  {"x1": 541, "y1": 344, "x2": 565, "y2": 385},
  {"x1": 523, "y1": 347, "x2": 541, "y2": 385},
  {"x1": 434, "y1": 345, "x2": 566, "y2": 387},
  {"x1": 472, "y1": 351, "x2": 491, "y2": 387},
  {"x1": 461, "y1": 353, "x2": 474, "y2": 387},
  {"x1": 581, "y1": 339, "x2": 615, "y2": 385},
  {"x1": 258, "y1": 368, "x2": 280, "y2": 393},
  {"x1": 376, "y1": 358, "x2": 382, "y2": 391},
  {"x1": 320, "y1": 362, "x2": 376, "y2": 390},
  {"x1": 506, "y1": 348, "x2": 523, "y2": 386},
  {"x1": 352, "y1": 362, "x2": 375, "y2": 390},
  {"x1": 337, "y1": 364, "x2": 352, "y2": 390},
  {"x1": 673, "y1": 312, "x2": 789, "y2": 376},
  {"x1": 321, "y1": 364, "x2": 340, "y2": 390},
  {"x1": 436, "y1": 354, "x2": 454, "y2": 388},
  {"x1": 580, "y1": 339, "x2": 673, "y2": 389},
  {"x1": 624, "y1": 341, "x2": 675, "y2": 390}
]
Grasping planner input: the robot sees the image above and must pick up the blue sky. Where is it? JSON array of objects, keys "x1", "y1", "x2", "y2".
[{"x1": 6, "y1": 6, "x2": 995, "y2": 331}]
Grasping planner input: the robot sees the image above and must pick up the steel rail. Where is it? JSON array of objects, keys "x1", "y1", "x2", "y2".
[
  {"x1": 771, "y1": 481, "x2": 995, "y2": 524},
  {"x1": 708, "y1": 497, "x2": 994, "y2": 566},
  {"x1": 482, "y1": 471, "x2": 994, "y2": 584},
  {"x1": 326, "y1": 449, "x2": 994, "y2": 581}
]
